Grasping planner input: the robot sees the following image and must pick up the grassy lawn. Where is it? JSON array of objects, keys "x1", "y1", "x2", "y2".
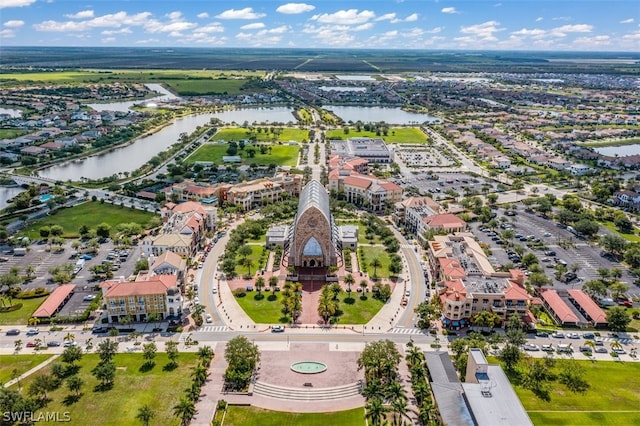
[
  {"x1": 507, "y1": 359, "x2": 640, "y2": 425},
  {"x1": 185, "y1": 143, "x2": 299, "y2": 167},
  {"x1": 15, "y1": 352, "x2": 198, "y2": 426},
  {"x1": 234, "y1": 291, "x2": 289, "y2": 324},
  {"x1": 234, "y1": 245, "x2": 267, "y2": 277},
  {"x1": 222, "y1": 405, "x2": 364, "y2": 426},
  {"x1": 163, "y1": 79, "x2": 248, "y2": 95},
  {"x1": 0, "y1": 128, "x2": 25, "y2": 139},
  {"x1": 19, "y1": 201, "x2": 156, "y2": 239},
  {"x1": 0, "y1": 296, "x2": 47, "y2": 325},
  {"x1": 358, "y1": 246, "x2": 391, "y2": 279},
  {"x1": 600, "y1": 221, "x2": 640, "y2": 243},
  {"x1": 336, "y1": 291, "x2": 384, "y2": 324},
  {"x1": 0, "y1": 354, "x2": 52, "y2": 384},
  {"x1": 212, "y1": 127, "x2": 308, "y2": 143},
  {"x1": 326, "y1": 127, "x2": 427, "y2": 144}
]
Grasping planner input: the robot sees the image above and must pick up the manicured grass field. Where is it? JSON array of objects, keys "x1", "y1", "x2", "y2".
[
  {"x1": 19, "y1": 201, "x2": 156, "y2": 239},
  {"x1": 600, "y1": 221, "x2": 640, "y2": 242},
  {"x1": 212, "y1": 127, "x2": 308, "y2": 142},
  {"x1": 358, "y1": 246, "x2": 391, "y2": 279},
  {"x1": 509, "y1": 359, "x2": 640, "y2": 425},
  {"x1": 0, "y1": 128, "x2": 25, "y2": 139},
  {"x1": 222, "y1": 405, "x2": 365, "y2": 426},
  {"x1": 0, "y1": 296, "x2": 47, "y2": 325},
  {"x1": 336, "y1": 291, "x2": 384, "y2": 324},
  {"x1": 233, "y1": 291, "x2": 289, "y2": 324},
  {"x1": 185, "y1": 143, "x2": 300, "y2": 167},
  {"x1": 0, "y1": 354, "x2": 52, "y2": 384},
  {"x1": 163, "y1": 79, "x2": 248, "y2": 95},
  {"x1": 234, "y1": 244, "x2": 267, "y2": 277},
  {"x1": 15, "y1": 352, "x2": 199, "y2": 426},
  {"x1": 326, "y1": 127, "x2": 427, "y2": 144}
]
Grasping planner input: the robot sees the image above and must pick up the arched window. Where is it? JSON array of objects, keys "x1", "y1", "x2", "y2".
[{"x1": 303, "y1": 237, "x2": 323, "y2": 256}]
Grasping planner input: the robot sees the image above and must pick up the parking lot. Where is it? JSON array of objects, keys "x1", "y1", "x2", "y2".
[
  {"x1": 393, "y1": 171, "x2": 503, "y2": 202},
  {"x1": 471, "y1": 205, "x2": 637, "y2": 295},
  {"x1": 396, "y1": 144, "x2": 455, "y2": 168}
]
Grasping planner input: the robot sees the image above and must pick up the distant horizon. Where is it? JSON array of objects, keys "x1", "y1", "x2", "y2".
[{"x1": 0, "y1": 1, "x2": 638, "y2": 52}]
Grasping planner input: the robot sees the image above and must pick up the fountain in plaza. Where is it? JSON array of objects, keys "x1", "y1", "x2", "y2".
[{"x1": 290, "y1": 361, "x2": 328, "y2": 374}]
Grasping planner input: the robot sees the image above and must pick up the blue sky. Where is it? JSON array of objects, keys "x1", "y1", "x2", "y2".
[{"x1": 1, "y1": 0, "x2": 638, "y2": 51}]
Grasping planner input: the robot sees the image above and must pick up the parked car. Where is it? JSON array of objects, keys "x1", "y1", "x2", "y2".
[
  {"x1": 25, "y1": 328, "x2": 39, "y2": 336},
  {"x1": 83, "y1": 295, "x2": 96, "y2": 302},
  {"x1": 567, "y1": 332, "x2": 580, "y2": 339},
  {"x1": 613, "y1": 347, "x2": 626, "y2": 355},
  {"x1": 594, "y1": 347, "x2": 608, "y2": 353},
  {"x1": 5, "y1": 329, "x2": 20, "y2": 336},
  {"x1": 582, "y1": 332, "x2": 595, "y2": 339},
  {"x1": 47, "y1": 341, "x2": 61, "y2": 347},
  {"x1": 536, "y1": 331, "x2": 549, "y2": 338},
  {"x1": 63, "y1": 340, "x2": 77, "y2": 347},
  {"x1": 523, "y1": 344, "x2": 540, "y2": 351},
  {"x1": 271, "y1": 325, "x2": 285, "y2": 333},
  {"x1": 551, "y1": 332, "x2": 565, "y2": 338},
  {"x1": 541, "y1": 344, "x2": 554, "y2": 352},
  {"x1": 26, "y1": 341, "x2": 37, "y2": 348},
  {"x1": 212, "y1": 287, "x2": 217, "y2": 294},
  {"x1": 579, "y1": 346, "x2": 593, "y2": 353}
]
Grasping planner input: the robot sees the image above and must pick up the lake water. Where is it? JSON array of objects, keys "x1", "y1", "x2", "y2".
[
  {"x1": 595, "y1": 144, "x2": 640, "y2": 157},
  {"x1": 0, "y1": 186, "x2": 25, "y2": 210},
  {"x1": 319, "y1": 86, "x2": 367, "y2": 92},
  {"x1": 86, "y1": 83, "x2": 179, "y2": 112},
  {"x1": 0, "y1": 107, "x2": 22, "y2": 118},
  {"x1": 326, "y1": 106, "x2": 440, "y2": 125},
  {"x1": 37, "y1": 107, "x2": 295, "y2": 181},
  {"x1": 335, "y1": 75, "x2": 376, "y2": 81}
]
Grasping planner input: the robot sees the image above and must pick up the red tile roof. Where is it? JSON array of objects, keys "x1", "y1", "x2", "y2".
[
  {"x1": 540, "y1": 289, "x2": 579, "y2": 324},
  {"x1": 567, "y1": 289, "x2": 608, "y2": 325},
  {"x1": 343, "y1": 175, "x2": 372, "y2": 189},
  {"x1": 423, "y1": 213, "x2": 466, "y2": 229},
  {"x1": 33, "y1": 284, "x2": 76, "y2": 318},
  {"x1": 504, "y1": 283, "x2": 530, "y2": 301}
]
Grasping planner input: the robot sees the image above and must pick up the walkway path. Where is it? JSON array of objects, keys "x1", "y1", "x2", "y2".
[{"x1": 3, "y1": 354, "x2": 60, "y2": 388}]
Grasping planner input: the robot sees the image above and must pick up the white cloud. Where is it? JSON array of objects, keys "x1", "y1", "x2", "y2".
[
  {"x1": 622, "y1": 30, "x2": 640, "y2": 41},
  {"x1": 512, "y1": 28, "x2": 547, "y2": 38},
  {"x1": 311, "y1": 9, "x2": 375, "y2": 25},
  {"x1": 460, "y1": 21, "x2": 504, "y2": 40},
  {"x1": 216, "y1": 8, "x2": 265, "y2": 20},
  {"x1": 425, "y1": 26, "x2": 443, "y2": 34},
  {"x1": 34, "y1": 12, "x2": 153, "y2": 32},
  {"x1": 550, "y1": 24, "x2": 592, "y2": 37},
  {"x1": 0, "y1": 0, "x2": 36, "y2": 9},
  {"x1": 620, "y1": 18, "x2": 634, "y2": 24},
  {"x1": 353, "y1": 23, "x2": 373, "y2": 31},
  {"x1": 263, "y1": 25, "x2": 289, "y2": 34},
  {"x1": 101, "y1": 28, "x2": 132, "y2": 35},
  {"x1": 197, "y1": 12, "x2": 209, "y2": 19},
  {"x1": 573, "y1": 35, "x2": 611, "y2": 48},
  {"x1": 194, "y1": 23, "x2": 224, "y2": 34},
  {"x1": 552, "y1": 16, "x2": 571, "y2": 21},
  {"x1": 240, "y1": 22, "x2": 265, "y2": 30},
  {"x1": 3, "y1": 19, "x2": 24, "y2": 28},
  {"x1": 441, "y1": 7, "x2": 458, "y2": 14},
  {"x1": 276, "y1": 3, "x2": 315, "y2": 14},
  {"x1": 0, "y1": 28, "x2": 15, "y2": 37},
  {"x1": 404, "y1": 13, "x2": 418, "y2": 22},
  {"x1": 102, "y1": 37, "x2": 116, "y2": 43},
  {"x1": 135, "y1": 38, "x2": 159, "y2": 44},
  {"x1": 535, "y1": 17, "x2": 543, "y2": 22},
  {"x1": 145, "y1": 20, "x2": 197, "y2": 34},
  {"x1": 66, "y1": 10, "x2": 94, "y2": 19},
  {"x1": 302, "y1": 23, "x2": 356, "y2": 46},
  {"x1": 166, "y1": 12, "x2": 183, "y2": 21},
  {"x1": 494, "y1": 3, "x2": 502, "y2": 7},
  {"x1": 375, "y1": 13, "x2": 396, "y2": 22}
]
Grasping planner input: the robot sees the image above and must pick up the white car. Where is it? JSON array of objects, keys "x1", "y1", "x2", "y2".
[
  {"x1": 523, "y1": 344, "x2": 540, "y2": 351},
  {"x1": 541, "y1": 344, "x2": 554, "y2": 352},
  {"x1": 63, "y1": 340, "x2": 77, "y2": 347},
  {"x1": 212, "y1": 287, "x2": 218, "y2": 294},
  {"x1": 194, "y1": 297, "x2": 200, "y2": 305},
  {"x1": 205, "y1": 314, "x2": 212, "y2": 323},
  {"x1": 567, "y1": 332, "x2": 580, "y2": 339},
  {"x1": 405, "y1": 290, "x2": 411, "y2": 297}
]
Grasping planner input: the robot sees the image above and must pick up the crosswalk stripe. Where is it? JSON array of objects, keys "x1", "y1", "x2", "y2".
[
  {"x1": 391, "y1": 327, "x2": 427, "y2": 335},
  {"x1": 197, "y1": 325, "x2": 229, "y2": 333}
]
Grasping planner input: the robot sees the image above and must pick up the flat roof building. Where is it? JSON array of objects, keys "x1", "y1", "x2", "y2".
[{"x1": 330, "y1": 137, "x2": 393, "y2": 163}]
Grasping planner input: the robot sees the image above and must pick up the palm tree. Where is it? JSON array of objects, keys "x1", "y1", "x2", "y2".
[
  {"x1": 255, "y1": 276, "x2": 265, "y2": 295},
  {"x1": 197, "y1": 346, "x2": 214, "y2": 366},
  {"x1": 360, "y1": 279, "x2": 369, "y2": 295},
  {"x1": 136, "y1": 405, "x2": 155, "y2": 426},
  {"x1": 268, "y1": 276, "x2": 279, "y2": 294},
  {"x1": 611, "y1": 340, "x2": 623, "y2": 354},
  {"x1": 386, "y1": 381, "x2": 407, "y2": 403},
  {"x1": 370, "y1": 257, "x2": 382, "y2": 278},
  {"x1": 317, "y1": 291, "x2": 337, "y2": 324},
  {"x1": 365, "y1": 396, "x2": 388, "y2": 426},
  {"x1": 406, "y1": 345, "x2": 423, "y2": 369},
  {"x1": 344, "y1": 273, "x2": 355, "y2": 296},
  {"x1": 391, "y1": 397, "x2": 410, "y2": 426},
  {"x1": 64, "y1": 332, "x2": 75, "y2": 343},
  {"x1": 241, "y1": 257, "x2": 254, "y2": 277},
  {"x1": 173, "y1": 396, "x2": 196, "y2": 426},
  {"x1": 191, "y1": 363, "x2": 209, "y2": 387},
  {"x1": 66, "y1": 375, "x2": 83, "y2": 397}
]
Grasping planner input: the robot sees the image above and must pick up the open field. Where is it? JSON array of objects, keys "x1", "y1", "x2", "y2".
[
  {"x1": 358, "y1": 246, "x2": 391, "y2": 279},
  {"x1": 163, "y1": 79, "x2": 248, "y2": 95},
  {"x1": 233, "y1": 290, "x2": 289, "y2": 324},
  {"x1": 600, "y1": 221, "x2": 640, "y2": 242},
  {"x1": 222, "y1": 405, "x2": 364, "y2": 426},
  {"x1": 0, "y1": 296, "x2": 47, "y2": 325},
  {"x1": 0, "y1": 354, "x2": 53, "y2": 384},
  {"x1": 185, "y1": 143, "x2": 299, "y2": 167},
  {"x1": 0, "y1": 69, "x2": 262, "y2": 84},
  {"x1": 0, "y1": 128, "x2": 25, "y2": 139},
  {"x1": 326, "y1": 127, "x2": 427, "y2": 144},
  {"x1": 18, "y1": 201, "x2": 156, "y2": 239},
  {"x1": 13, "y1": 352, "x2": 199, "y2": 426},
  {"x1": 507, "y1": 359, "x2": 640, "y2": 425},
  {"x1": 234, "y1": 244, "x2": 266, "y2": 277},
  {"x1": 336, "y1": 291, "x2": 384, "y2": 324},
  {"x1": 212, "y1": 128, "x2": 308, "y2": 142}
]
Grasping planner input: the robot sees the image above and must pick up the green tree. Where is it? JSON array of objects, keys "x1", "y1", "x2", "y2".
[
  {"x1": 97, "y1": 339, "x2": 119, "y2": 364},
  {"x1": 268, "y1": 275, "x2": 279, "y2": 294},
  {"x1": 142, "y1": 342, "x2": 157, "y2": 367},
  {"x1": 96, "y1": 223, "x2": 111, "y2": 239},
  {"x1": 92, "y1": 361, "x2": 116, "y2": 388},
  {"x1": 558, "y1": 360, "x2": 590, "y2": 393},
  {"x1": 173, "y1": 396, "x2": 196, "y2": 426},
  {"x1": 500, "y1": 344, "x2": 522, "y2": 372},
  {"x1": 66, "y1": 375, "x2": 83, "y2": 397},
  {"x1": 369, "y1": 257, "x2": 382, "y2": 278},
  {"x1": 28, "y1": 374, "x2": 55, "y2": 401},
  {"x1": 582, "y1": 280, "x2": 607, "y2": 298},
  {"x1": 136, "y1": 405, "x2": 155, "y2": 426},
  {"x1": 224, "y1": 336, "x2": 260, "y2": 391},
  {"x1": 165, "y1": 341, "x2": 179, "y2": 367},
  {"x1": 61, "y1": 345, "x2": 83, "y2": 366},
  {"x1": 365, "y1": 397, "x2": 387, "y2": 426},
  {"x1": 606, "y1": 306, "x2": 631, "y2": 332}
]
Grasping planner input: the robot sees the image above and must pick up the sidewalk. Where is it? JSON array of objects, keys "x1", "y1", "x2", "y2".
[{"x1": 3, "y1": 354, "x2": 60, "y2": 388}]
